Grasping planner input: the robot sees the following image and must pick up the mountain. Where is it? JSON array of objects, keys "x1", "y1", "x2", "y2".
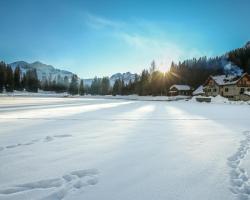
[
  {"x1": 83, "y1": 72, "x2": 136, "y2": 86},
  {"x1": 9, "y1": 61, "x2": 136, "y2": 86},
  {"x1": 110, "y1": 72, "x2": 136, "y2": 85},
  {"x1": 9, "y1": 61, "x2": 75, "y2": 82}
]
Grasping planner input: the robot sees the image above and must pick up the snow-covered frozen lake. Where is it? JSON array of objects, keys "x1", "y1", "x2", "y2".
[{"x1": 0, "y1": 97, "x2": 250, "y2": 200}]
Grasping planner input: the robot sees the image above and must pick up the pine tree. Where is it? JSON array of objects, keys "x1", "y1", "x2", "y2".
[
  {"x1": 68, "y1": 74, "x2": 78, "y2": 95},
  {"x1": 79, "y1": 79, "x2": 85, "y2": 95},
  {"x1": 90, "y1": 77, "x2": 101, "y2": 95},
  {"x1": 139, "y1": 69, "x2": 150, "y2": 95},
  {"x1": 0, "y1": 62, "x2": 7, "y2": 92},
  {"x1": 25, "y1": 69, "x2": 39, "y2": 92},
  {"x1": 64, "y1": 76, "x2": 69, "y2": 87},
  {"x1": 42, "y1": 79, "x2": 49, "y2": 91},
  {"x1": 5, "y1": 66, "x2": 14, "y2": 92},
  {"x1": 112, "y1": 79, "x2": 123, "y2": 95},
  {"x1": 14, "y1": 66, "x2": 22, "y2": 91},
  {"x1": 101, "y1": 77, "x2": 110, "y2": 95},
  {"x1": 150, "y1": 70, "x2": 165, "y2": 96},
  {"x1": 21, "y1": 74, "x2": 26, "y2": 90},
  {"x1": 112, "y1": 79, "x2": 120, "y2": 96},
  {"x1": 150, "y1": 60, "x2": 156, "y2": 74}
]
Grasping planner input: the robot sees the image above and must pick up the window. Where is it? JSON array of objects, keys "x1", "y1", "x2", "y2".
[
  {"x1": 248, "y1": 88, "x2": 250, "y2": 92},
  {"x1": 225, "y1": 88, "x2": 229, "y2": 92},
  {"x1": 240, "y1": 88, "x2": 245, "y2": 94},
  {"x1": 213, "y1": 88, "x2": 217, "y2": 92}
]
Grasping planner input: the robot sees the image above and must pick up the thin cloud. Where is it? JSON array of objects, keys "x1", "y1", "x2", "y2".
[
  {"x1": 84, "y1": 13, "x2": 123, "y2": 29},
  {"x1": 83, "y1": 12, "x2": 210, "y2": 71}
]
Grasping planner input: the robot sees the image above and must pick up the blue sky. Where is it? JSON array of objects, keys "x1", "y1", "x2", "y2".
[{"x1": 0, "y1": 0, "x2": 249, "y2": 78}]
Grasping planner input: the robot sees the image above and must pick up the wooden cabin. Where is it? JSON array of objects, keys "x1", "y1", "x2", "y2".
[
  {"x1": 203, "y1": 73, "x2": 250, "y2": 101},
  {"x1": 169, "y1": 85, "x2": 192, "y2": 96}
]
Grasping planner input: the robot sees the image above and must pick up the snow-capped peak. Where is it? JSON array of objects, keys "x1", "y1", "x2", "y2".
[
  {"x1": 9, "y1": 61, "x2": 75, "y2": 82},
  {"x1": 83, "y1": 72, "x2": 136, "y2": 86},
  {"x1": 110, "y1": 72, "x2": 136, "y2": 85}
]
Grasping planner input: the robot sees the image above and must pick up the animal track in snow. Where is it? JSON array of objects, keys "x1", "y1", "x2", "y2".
[
  {"x1": 0, "y1": 168, "x2": 99, "y2": 200},
  {"x1": 44, "y1": 134, "x2": 72, "y2": 142},
  {"x1": 54, "y1": 134, "x2": 72, "y2": 138},
  {"x1": 44, "y1": 136, "x2": 54, "y2": 142},
  {"x1": 6, "y1": 143, "x2": 22, "y2": 149},
  {"x1": 0, "y1": 134, "x2": 72, "y2": 152},
  {"x1": 228, "y1": 131, "x2": 250, "y2": 200},
  {"x1": 0, "y1": 178, "x2": 63, "y2": 195}
]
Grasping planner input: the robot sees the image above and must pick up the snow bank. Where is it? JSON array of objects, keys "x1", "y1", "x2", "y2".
[
  {"x1": 245, "y1": 91, "x2": 250, "y2": 96},
  {"x1": 0, "y1": 90, "x2": 69, "y2": 98},
  {"x1": 211, "y1": 95, "x2": 230, "y2": 103},
  {"x1": 191, "y1": 95, "x2": 250, "y2": 105},
  {"x1": 2, "y1": 91, "x2": 250, "y2": 106},
  {"x1": 0, "y1": 91, "x2": 191, "y2": 101},
  {"x1": 190, "y1": 95, "x2": 229, "y2": 104},
  {"x1": 82, "y1": 94, "x2": 190, "y2": 101}
]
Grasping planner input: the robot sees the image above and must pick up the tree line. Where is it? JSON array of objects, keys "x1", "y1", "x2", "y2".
[
  {"x1": 0, "y1": 61, "x2": 39, "y2": 93},
  {"x1": 0, "y1": 61, "x2": 84, "y2": 95},
  {"x1": 87, "y1": 58, "x2": 223, "y2": 96},
  {"x1": 227, "y1": 45, "x2": 250, "y2": 73},
  {"x1": 87, "y1": 48, "x2": 250, "y2": 96},
  {"x1": 0, "y1": 58, "x2": 242, "y2": 96},
  {"x1": 1, "y1": 44, "x2": 250, "y2": 96}
]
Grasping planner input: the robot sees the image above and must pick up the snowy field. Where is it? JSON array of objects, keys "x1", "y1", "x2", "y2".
[{"x1": 0, "y1": 97, "x2": 250, "y2": 200}]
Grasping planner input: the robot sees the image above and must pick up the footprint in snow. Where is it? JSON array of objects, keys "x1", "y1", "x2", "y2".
[
  {"x1": 6, "y1": 144, "x2": 21, "y2": 149},
  {"x1": 44, "y1": 134, "x2": 72, "y2": 142},
  {"x1": 228, "y1": 131, "x2": 250, "y2": 200},
  {"x1": 2, "y1": 134, "x2": 73, "y2": 151},
  {"x1": 0, "y1": 178, "x2": 63, "y2": 195},
  {"x1": 44, "y1": 136, "x2": 54, "y2": 142},
  {"x1": 23, "y1": 142, "x2": 34, "y2": 146},
  {"x1": 0, "y1": 168, "x2": 99, "y2": 200},
  {"x1": 54, "y1": 134, "x2": 72, "y2": 138}
]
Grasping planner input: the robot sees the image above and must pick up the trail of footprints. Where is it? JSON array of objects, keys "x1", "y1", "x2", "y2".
[
  {"x1": 3, "y1": 131, "x2": 250, "y2": 199},
  {"x1": 228, "y1": 131, "x2": 250, "y2": 200},
  {"x1": 0, "y1": 134, "x2": 72, "y2": 152},
  {"x1": 0, "y1": 168, "x2": 99, "y2": 200}
]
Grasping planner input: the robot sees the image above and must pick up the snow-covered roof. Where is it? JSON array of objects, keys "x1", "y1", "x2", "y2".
[
  {"x1": 170, "y1": 85, "x2": 191, "y2": 91},
  {"x1": 193, "y1": 85, "x2": 204, "y2": 95},
  {"x1": 210, "y1": 74, "x2": 242, "y2": 86}
]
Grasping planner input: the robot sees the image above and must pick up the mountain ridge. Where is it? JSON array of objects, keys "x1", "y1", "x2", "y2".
[{"x1": 9, "y1": 61, "x2": 136, "y2": 86}]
